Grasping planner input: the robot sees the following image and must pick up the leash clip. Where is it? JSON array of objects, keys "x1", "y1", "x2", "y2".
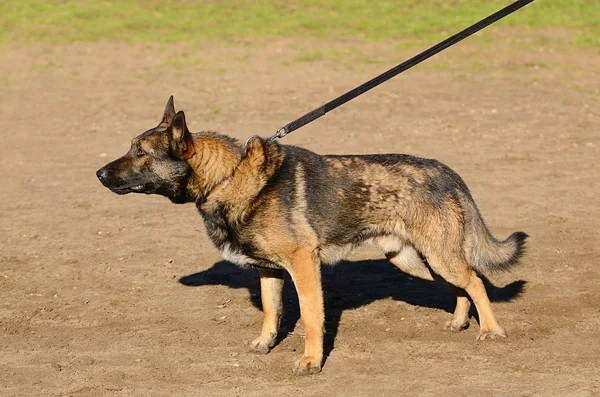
[
  {"x1": 245, "y1": 126, "x2": 287, "y2": 147},
  {"x1": 267, "y1": 126, "x2": 288, "y2": 142}
]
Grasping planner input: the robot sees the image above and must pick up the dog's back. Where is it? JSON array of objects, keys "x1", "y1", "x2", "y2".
[{"x1": 274, "y1": 144, "x2": 526, "y2": 273}]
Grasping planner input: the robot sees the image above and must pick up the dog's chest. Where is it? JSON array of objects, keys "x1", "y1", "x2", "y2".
[
  {"x1": 199, "y1": 206, "x2": 256, "y2": 267},
  {"x1": 219, "y1": 242, "x2": 256, "y2": 267}
]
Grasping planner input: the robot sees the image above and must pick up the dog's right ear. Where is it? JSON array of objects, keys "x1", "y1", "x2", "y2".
[
  {"x1": 160, "y1": 95, "x2": 176, "y2": 125},
  {"x1": 169, "y1": 110, "x2": 195, "y2": 159}
]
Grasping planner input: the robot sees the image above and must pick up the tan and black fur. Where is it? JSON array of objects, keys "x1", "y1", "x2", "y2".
[{"x1": 97, "y1": 97, "x2": 527, "y2": 375}]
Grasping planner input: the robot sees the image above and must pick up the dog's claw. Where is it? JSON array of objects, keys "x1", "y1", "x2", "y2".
[
  {"x1": 444, "y1": 319, "x2": 470, "y2": 333},
  {"x1": 293, "y1": 356, "x2": 322, "y2": 375},
  {"x1": 250, "y1": 333, "x2": 276, "y2": 354},
  {"x1": 250, "y1": 338, "x2": 271, "y2": 354},
  {"x1": 476, "y1": 327, "x2": 507, "y2": 341}
]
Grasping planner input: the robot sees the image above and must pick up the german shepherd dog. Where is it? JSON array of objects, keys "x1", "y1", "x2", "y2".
[{"x1": 97, "y1": 97, "x2": 527, "y2": 374}]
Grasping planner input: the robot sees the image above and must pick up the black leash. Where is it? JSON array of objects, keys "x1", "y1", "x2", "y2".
[{"x1": 268, "y1": 0, "x2": 535, "y2": 141}]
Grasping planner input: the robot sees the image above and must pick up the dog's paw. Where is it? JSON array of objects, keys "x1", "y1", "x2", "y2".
[
  {"x1": 250, "y1": 332, "x2": 276, "y2": 354},
  {"x1": 444, "y1": 318, "x2": 470, "y2": 333},
  {"x1": 476, "y1": 327, "x2": 507, "y2": 341},
  {"x1": 292, "y1": 355, "x2": 322, "y2": 375},
  {"x1": 250, "y1": 338, "x2": 271, "y2": 354}
]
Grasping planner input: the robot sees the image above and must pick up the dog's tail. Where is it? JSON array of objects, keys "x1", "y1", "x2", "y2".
[{"x1": 462, "y1": 196, "x2": 528, "y2": 275}]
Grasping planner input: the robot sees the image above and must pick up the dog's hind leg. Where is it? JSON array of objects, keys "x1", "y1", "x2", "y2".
[
  {"x1": 426, "y1": 251, "x2": 506, "y2": 340},
  {"x1": 251, "y1": 268, "x2": 284, "y2": 354},
  {"x1": 444, "y1": 287, "x2": 471, "y2": 332},
  {"x1": 384, "y1": 245, "x2": 471, "y2": 332}
]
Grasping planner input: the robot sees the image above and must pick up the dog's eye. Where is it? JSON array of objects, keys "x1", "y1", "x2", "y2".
[{"x1": 136, "y1": 148, "x2": 146, "y2": 157}]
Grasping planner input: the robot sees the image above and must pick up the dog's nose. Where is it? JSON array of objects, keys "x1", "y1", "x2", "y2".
[{"x1": 96, "y1": 168, "x2": 107, "y2": 181}]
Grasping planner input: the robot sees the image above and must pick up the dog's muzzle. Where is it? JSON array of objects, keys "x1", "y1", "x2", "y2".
[{"x1": 96, "y1": 166, "x2": 150, "y2": 195}]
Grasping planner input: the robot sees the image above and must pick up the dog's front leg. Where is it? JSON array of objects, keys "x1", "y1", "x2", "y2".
[
  {"x1": 288, "y1": 249, "x2": 324, "y2": 375},
  {"x1": 251, "y1": 268, "x2": 284, "y2": 354}
]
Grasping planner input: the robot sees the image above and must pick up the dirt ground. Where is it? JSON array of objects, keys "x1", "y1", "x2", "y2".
[{"x1": 1, "y1": 33, "x2": 599, "y2": 396}]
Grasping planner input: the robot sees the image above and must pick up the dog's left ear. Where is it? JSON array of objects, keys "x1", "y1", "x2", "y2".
[
  {"x1": 161, "y1": 95, "x2": 176, "y2": 125},
  {"x1": 169, "y1": 111, "x2": 195, "y2": 159}
]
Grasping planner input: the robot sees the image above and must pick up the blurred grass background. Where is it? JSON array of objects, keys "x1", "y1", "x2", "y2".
[{"x1": 0, "y1": 0, "x2": 598, "y2": 47}]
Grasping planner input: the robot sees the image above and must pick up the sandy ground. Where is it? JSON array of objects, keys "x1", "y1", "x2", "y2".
[{"x1": 1, "y1": 34, "x2": 599, "y2": 396}]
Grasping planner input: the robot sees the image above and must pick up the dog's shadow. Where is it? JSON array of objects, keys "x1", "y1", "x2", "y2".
[{"x1": 179, "y1": 259, "x2": 525, "y2": 362}]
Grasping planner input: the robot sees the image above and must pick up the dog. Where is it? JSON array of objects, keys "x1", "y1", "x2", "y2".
[{"x1": 97, "y1": 96, "x2": 527, "y2": 375}]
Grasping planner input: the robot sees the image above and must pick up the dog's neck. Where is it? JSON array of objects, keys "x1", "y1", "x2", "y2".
[
  {"x1": 183, "y1": 132, "x2": 244, "y2": 202},
  {"x1": 183, "y1": 134, "x2": 286, "y2": 225}
]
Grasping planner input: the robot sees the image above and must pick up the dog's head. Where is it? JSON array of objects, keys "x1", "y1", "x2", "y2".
[{"x1": 96, "y1": 96, "x2": 195, "y2": 203}]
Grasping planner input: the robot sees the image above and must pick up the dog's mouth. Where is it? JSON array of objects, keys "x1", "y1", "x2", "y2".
[
  {"x1": 98, "y1": 171, "x2": 159, "y2": 195},
  {"x1": 109, "y1": 184, "x2": 147, "y2": 195}
]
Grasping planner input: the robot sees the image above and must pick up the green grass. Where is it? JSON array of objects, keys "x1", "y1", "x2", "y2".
[
  {"x1": 427, "y1": 62, "x2": 451, "y2": 70},
  {"x1": 294, "y1": 50, "x2": 324, "y2": 62},
  {"x1": 160, "y1": 56, "x2": 203, "y2": 68},
  {"x1": 574, "y1": 84, "x2": 600, "y2": 96},
  {"x1": 354, "y1": 56, "x2": 384, "y2": 65},
  {"x1": 468, "y1": 59, "x2": 490, "y2": 71},
  {"x1": 1, "y1": 1, "x2": 598, "y2": 47},
  {"x1": 27, "y1": 62, "x2": 56, "y2": 72}
]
